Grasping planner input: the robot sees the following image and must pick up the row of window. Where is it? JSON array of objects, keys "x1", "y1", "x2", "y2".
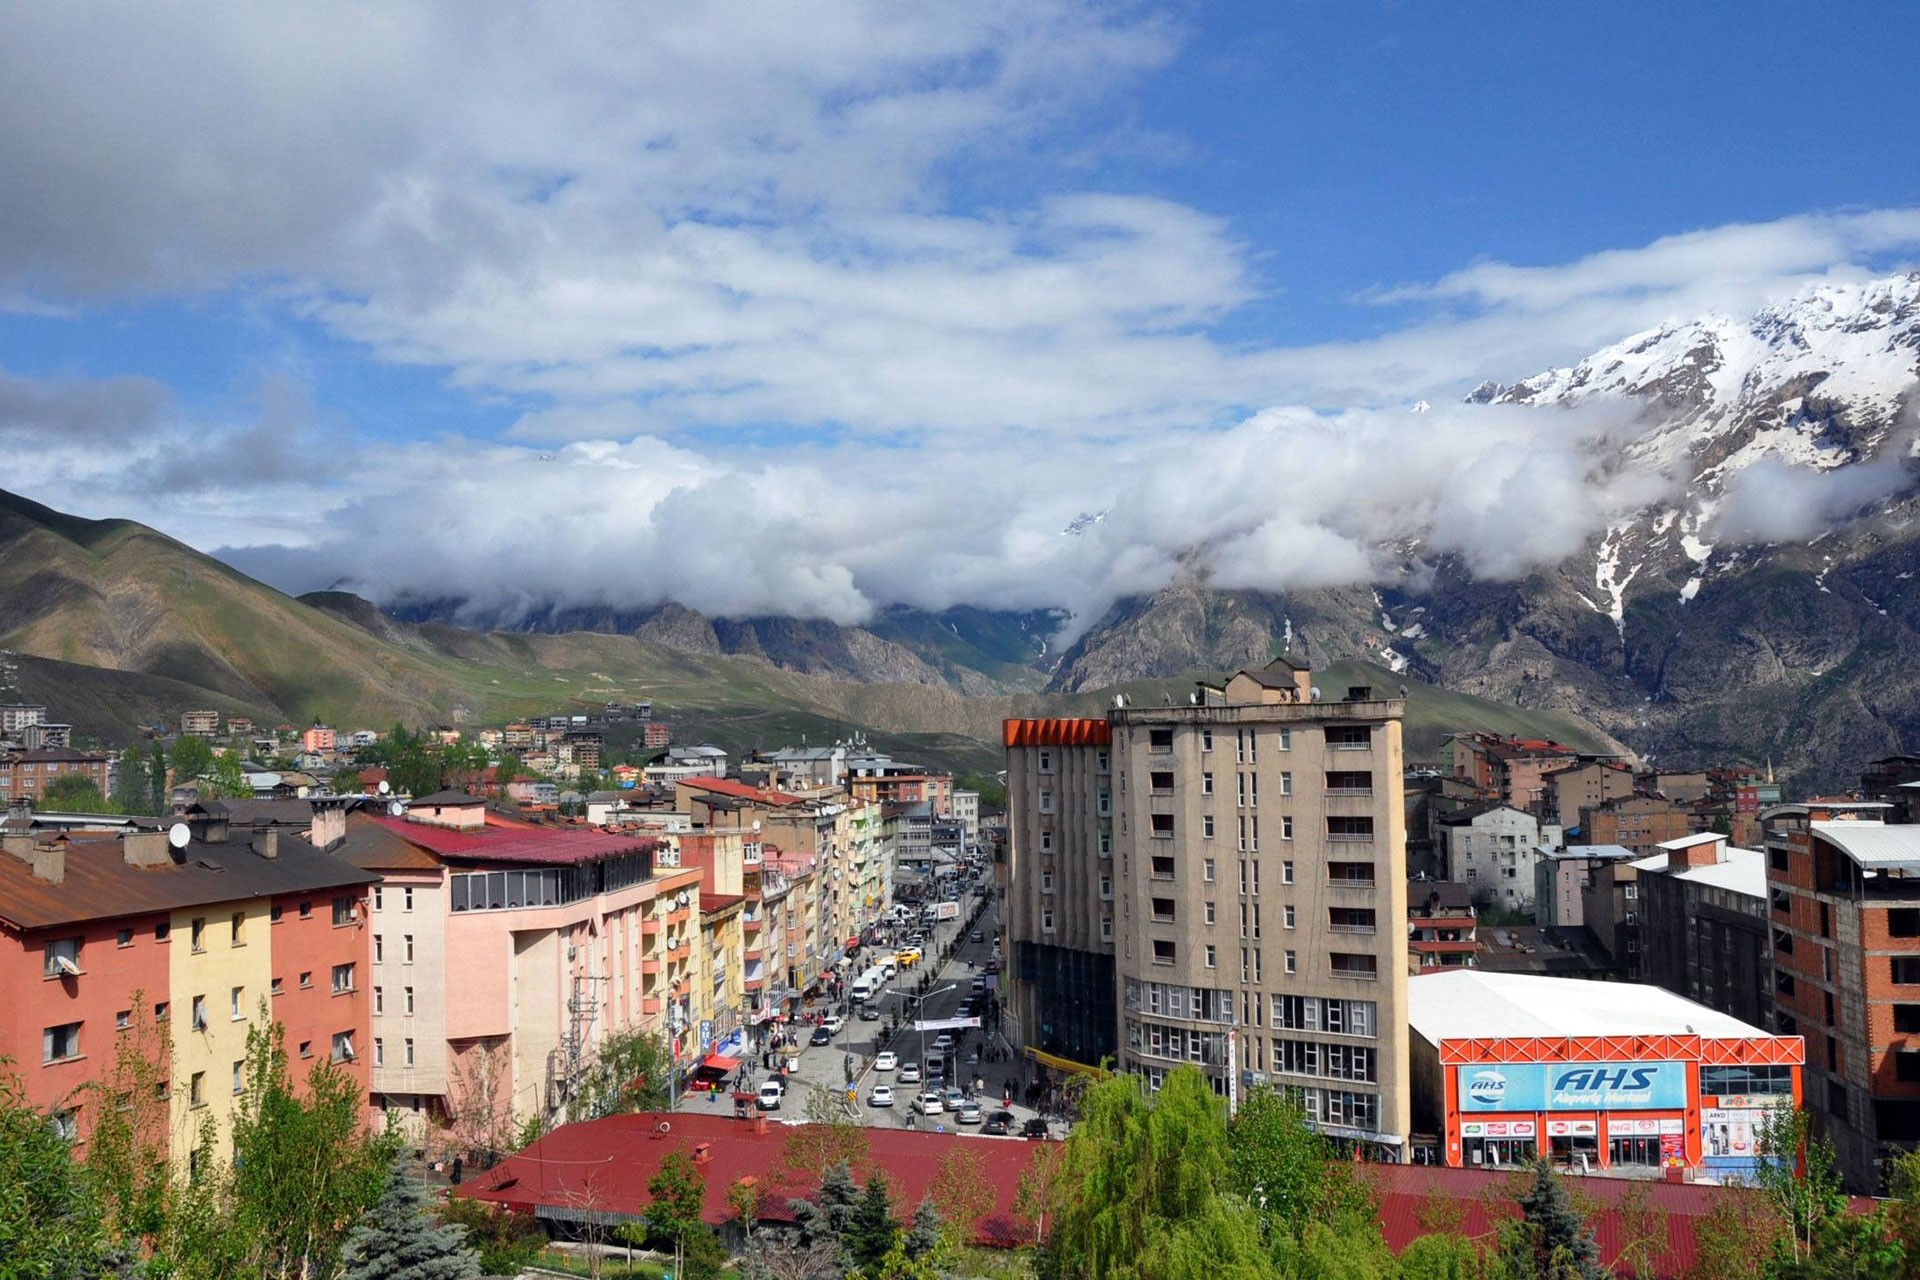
[
  {"x1": 41, "y1": 897, "x2": 361, "y2": 975},
  {"x1": 448, "y1": 852, "x2": 652, "y2": 913},
  {"x1": 1123, "y1": 979, "x2": 1237, "y2": 1022},
  {"x1": 1125, "y1": 1018, "x2": 1230, "y2": 1064},
  {"x1": 1272, "y1": 995, "x2": 1379, "y2": 1038},
  {"x1": 1032, "y1": 725, "x2": 1371, "y2": 778},
  {"x1": 44, "y1": 1018, "x2": 359, "y2": 1069},
  {"x1": 1270, "y1": 1036, "x2": 1378, "y2": 1083}
]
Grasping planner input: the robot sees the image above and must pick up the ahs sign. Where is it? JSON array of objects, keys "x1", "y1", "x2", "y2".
[{"x1": 1459, "y1": 1062, "x2": 1686, "y2": 1112}]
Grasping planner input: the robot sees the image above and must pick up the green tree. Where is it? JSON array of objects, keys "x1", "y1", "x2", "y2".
[
  {"x1": 209, "y1": 749, "x2": 251, "y2": 799},
  {"x1": 1688, "y1": 1188, "x2": 1785, "y2": 1280},
  {"x1": 148, "y1": 742, "x2": 170, "y2": 813},
  {"x1": 1497, "y1": 1161, "x2": 1606, "y2": 1280},
  {"x1": 791, "y1": 1160, "x2": 861, "y2": 1261},
  {"x1": 904, "y1": 1198, "x2": 941, "y2": 1261},
  {"x1": 845, "y1": 1174, "x2": 901, "y2": 1273},
  {"x1": 1036, "y1": 1065, "x2": 1267, "y2": 1280},
  {"x1": 0, "y1": 1066, "x2": 105, "y2": 1277},
  {"x1": 1396, "y1": 1230, "x2": 1489, "y2": 1280},
  {"x1": 340, "y1": 1158, "x2": 481, "y2": 1280},
  {"x1": 1225, "y1": 1085, "x2": 1374, "y2": 1245},
  {"x1": 168, "y1": 734, "x2": 215, "y2": 783},
  {"x1": 435, "y1": 1197, "x2": 545, "y2": 1276},
  {"x1": 1758, "y1": 1107, "x2": 1847, "y2": 1268},
  {"x1": 79, "y1": 995, "x2": 172, "y2": 1250},
  {"x1": 571, "y1": 1027, "x2": 672, "y2": 1120},
  {"x1": 113, "y1": 746, "x2": 152, "y2": 814},
  {"x1": 629, "y1": 1149, "x2": 726, "y2": 1280},
  {"x1": 224, "y1": 1018, "x2": 401, "y2": 1280},
  {"x1": 927, "y1": 1145, "x2": 994, "y2": 1253},
  {"x1": 41, "y1": 772, "x2": 113, "y2": 812}
]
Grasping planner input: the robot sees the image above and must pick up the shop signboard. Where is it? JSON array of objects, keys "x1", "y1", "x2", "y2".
[
  {"x1": 1546, "y1": 1119, "x2": 1598, "y2": 1137},
  {"x1": 1459, "y1": 1062, "x2": 1686, "y2": 1112},
  {"x1": 1461, "y1": 1120, "x2": 1536, "y2": 1138},
  {"x1": 1606, "y1": 1117, "x2": 1684, "y2": 1136},
  {"x1": 1703, "y1": 1109, "x2": 1768, "y2": 1159}
]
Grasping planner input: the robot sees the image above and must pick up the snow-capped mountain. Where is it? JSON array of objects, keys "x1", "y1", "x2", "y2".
[{"x1": 1053, "y1": 274, "x2": 1920, "y2": 787}]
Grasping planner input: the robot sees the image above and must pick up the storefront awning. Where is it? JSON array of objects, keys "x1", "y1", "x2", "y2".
[{"x1": 698, "y1": 1053, "x2": 741, "y2": 1073}]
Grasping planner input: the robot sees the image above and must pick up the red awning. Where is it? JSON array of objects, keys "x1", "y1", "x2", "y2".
[{"x1": 699, "y1": 1054, "x2": 741, "y2": 1073}]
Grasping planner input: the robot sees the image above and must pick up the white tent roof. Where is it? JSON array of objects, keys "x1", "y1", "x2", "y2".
[
  {"x1": 1811, "y1": 821, "x2": 1920, "y2": 871},
  {"x1": 1630, "y1": 844, "x2": 1767, "y2": 899},
  {"x1": 1408, "y1": 970, "x2": 1769, "y2": 1043}
]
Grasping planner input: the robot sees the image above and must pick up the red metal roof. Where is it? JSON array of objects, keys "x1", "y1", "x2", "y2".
[
  {"x1": 679, "y1": 777, "x2": 807, "y2": 807},
  {"x1": 1002, "y1": 718, "x2": 1111, "y2": 748},
  {"x1": 365, "y1": 815, "x2": 658, "y2": 866},
  {"x1": 459, "y1": 1111, "x2": 1043, "y2": 1246}
]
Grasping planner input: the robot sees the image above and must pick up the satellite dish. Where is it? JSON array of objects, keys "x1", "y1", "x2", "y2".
[
  {"x1": 678, "y1": 890, "x2": 690, "y2": 907},
  {"x1": 377, "y1": 780, "x2": 391, "y2": 795},
  {"x1": 752, "y1": 820, "x2": 762, "y2": 834},
  {"x1": 1309, "y1": 686, "x2": 1322, "y2": 702},
  {"x1": 167, "y1": 823, "x2": 191, "y2": 850},
  {"x1": 387, "y1": 801, "x2": 405, "y2": 817}
]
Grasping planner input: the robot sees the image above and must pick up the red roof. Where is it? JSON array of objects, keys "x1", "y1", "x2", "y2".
[
  {"x1": 459, "y1": 1111, "x2": 1043, "y2": 1246},
  {"x1": 1003, "y1": 718, "x2": 1111, "y2": 748},
  {"x1": 679, "y1": 777, "x2": 806, "y2": 807},
  {"x1": 1372, "y1": 1164, "x2": 1873, "y2": 1278},
  {"x1": 366, "y1": 815, "x2": 659, "y2": 866},
  {"x1": 700, "y1": 892, "x2": 746, "y2": 913}
]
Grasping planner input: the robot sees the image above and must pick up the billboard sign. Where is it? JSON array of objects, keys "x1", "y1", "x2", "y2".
[
  {"x1": 1458, "y1": 1062, "x2": 1686, "y2": 1112},
  {"x1": 913, "y1": 1017, "x2": 982, "y2": 1031}
]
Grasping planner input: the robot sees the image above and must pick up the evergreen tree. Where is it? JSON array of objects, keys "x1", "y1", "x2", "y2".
[
  {"x1": 790, "y1": 1160, "x2": 861, "y2": 1257},
  {"x1": 340, "y1": 1159, "x2": 481, "y2": 1280},
  {"x1": 904, "y1": 1198, "x2": 941, "y2": 1261},
  {"x1": 1501, "y1": 1161, "x2": 1606, "y2": 1280},
  {"x1": 148, "y1": 742, "x2": 169, "y2": 813},
  {"x1": 113, "y1": 746, "x2": 151, "y2": 814},
  {"x1": 845, "y1": 1174, "x2": 900, "y2": 1272}
]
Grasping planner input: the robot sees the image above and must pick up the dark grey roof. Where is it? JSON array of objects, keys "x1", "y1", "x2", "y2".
[{"x1": 413, "y1": 790, "x2": 485, "y2": 806}]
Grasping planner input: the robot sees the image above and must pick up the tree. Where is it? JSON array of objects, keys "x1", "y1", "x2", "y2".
[
  {"x1": 340, "y1": 1158, "x2": 481, "y2": 1280},
  {"x1": 791, "y1": 1160, "x2": 861, "y2": 1260},
  {"x1": 79, "y1": 995, "x2": 172, "y2": 1250},
  {"x1": 927, "y1": 1146, "x2": 994, "y2": 1253},
  {"x1": 845, "y1": 1174, "x2": 901, "y2": 1273},
  {"x1": 1012, "y1": 1140, "x2": 1062, "y2": 1246},
  {"x1": 224, "y1": 1018, "x2": 401, "y2": 1280},
  {"x1": 0, "y1": 1066, "x2": 105, "y2": 1277},
  {"x1": 1610, "y1": 1181, "x2": 1667, "y2": 1280},
  {"x1": 783, "y1": 1088, "x2": 871, "y2": 1181},
  {"x1": 571, "y1": 1027, "x2": 672, "y2": 1120},
  {"x1": 727, "y1": 1176, "x2": 764, "y2": 1245},
  {"x1": 168, "y1": 734, "x2": 215, "y2": 784},
  {"x1": 1497, "y1": 1161, "x2": 1606, "y2": 1280},
  {"x1": 444, "y1": 1038, "x2": 518, "y2": 1165},
  {"x1": 1758, "y1": 1107, "x2": 1847, "y2": 1268},
  {"x1": 209, "y1": 749, "x2": 251, "y2": 799},
  {"x1": 435, "y1": 1198, "x2": 545, "y2": 1277},
  {"x1": 1225, "y1": 1085, "x2": 1374, "y2": 1245},
  {"x1": 1397, "y1": 1231, "x2": 1489, "y2": 1280},
  {"x1": 113, "y1": 746, "x2": 151, "y2": 814},
  {"x1": 1036, "y1": 1066, "x2": 1267, "y2": 1280},
  {"x1": 41, "y1": 771, "x2": 112, "y2": 812},
  {"x1": 904, "y1": 1198, "x2": 941, "y2": 1261},
  {"x1": 148, "y1": 742, "x2": 170, "y2": 814}
]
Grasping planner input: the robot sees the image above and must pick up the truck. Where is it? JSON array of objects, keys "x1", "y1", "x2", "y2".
[{"x1": 934, "y1": 900, "x2": 961, "y2": 922}]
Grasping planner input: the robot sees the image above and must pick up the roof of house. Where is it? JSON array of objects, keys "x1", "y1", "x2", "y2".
[
  {"x1": 1408, "y1": 880, "x2": 1475, "y2": 912},
  {"x1": 411, "y1": 789, "x2": 485, "y2": 806},
  {"x1": 678, "y1": 777, "x2": 806, "y2": 808},
  {"x1": 328, "y1": 812, "x2": 443, "y2": 872},
  {"x1": 1658, "y1": 831, "x2": 1723, "y2": 851},
  {"x1": 1810, "y1": 820, "x2": 1920, "y2": 871},
  {"x1": 1537, "y1": 843, "x2": 1638, "y2": 862},
  {"x1": 0, "y1": 833, "x2": 378, "y2": 931},
  {"x1": 458, "y1": 1111, "x2": 1043, "y2": 1245},
  {"x1": 2, "y1": 746, "x2": 111, "y2": 764},
  {"x1": 1631, "y1": 844, "x2": 1767, "y2": 899},
  {"x1": 1407, "y1": 970, "x2": 1782, "y2": 1044},
  {"x1": 364, "y1": 814, "x2": 659, "y2": 867}
]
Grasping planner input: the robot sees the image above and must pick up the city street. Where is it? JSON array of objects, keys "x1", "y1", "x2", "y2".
[{"x1": 691, "y1": 880, "x2": 1052, "y2": 1138}]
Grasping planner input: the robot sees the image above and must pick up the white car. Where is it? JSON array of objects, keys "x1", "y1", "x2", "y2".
[
  {"x1": 898, "y1": 1062, "x2": 922, "y2": 1084},
  {"x1": 932, "y1": 1033, "x2": 955, "y2": 1052},
  {"x1": 869, "y1": 1085, "x2": 895, "y2": 1108},
  {"x1": 914, "y1": 1091, "x2": 944, "y2": 1115},
  {"x1": 823, "y1": 1013, "x2": 845, "y2": 1035},
  {"x1": 756, "y1": 1082, "x2": 784, "y2": 1111},
  {"x1": 874, "y1": 1051, "x2": 899, "y2": 1071}
]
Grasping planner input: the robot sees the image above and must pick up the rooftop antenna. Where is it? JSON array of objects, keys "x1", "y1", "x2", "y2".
[
  {"x1": 167, "y1": 822, "x2": 191, "y2": 850},
  {"x1": 1309, "y1": 686, "x2": 1322, "y2": 703}
]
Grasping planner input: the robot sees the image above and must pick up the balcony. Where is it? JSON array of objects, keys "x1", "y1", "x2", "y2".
[
  {"x1": 642, "y1": 996, "x2": 663, "y2": 1015},
  {"x1": 667, "y1": 907, "x2": 692, "y2": 925},
  {"x1": 642, "y1": 918, "x2": 663, "y2": 936},
  {"x1": 642, "y1": 958, "x2": 663, "y2": 975}
]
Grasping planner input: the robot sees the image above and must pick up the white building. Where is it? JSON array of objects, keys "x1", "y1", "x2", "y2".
[{"x1": 1439, "y1": 804, "x2": 1562, "y2": 913}]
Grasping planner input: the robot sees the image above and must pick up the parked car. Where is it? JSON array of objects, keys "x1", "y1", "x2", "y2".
[
  {"x1": 822, "y1": 1014, "x2": 845, "y2": 1035},
  {"x1": 932, "y1": 1033, "x2": 955, "y2": 1052},
  {"x1": 1023, "y1": 1118, "x2": 1052, "y2": 1140},
  {"x1": 868, "y1": 1085, "x2": 895, "y2": 1108},
  {"x1": 859, "y1": 1003, "x2": 882, "y2": 1021},
  {"x1": 914, "y1": 1091, "x2": 944, "y2": 1115},
  {"x1": 981, "y1": 1115, "x2": 1013, "y2": 1136},
  {"x1": 943, "y1": 1087, "x2": 966, "y2": 1112},
  {"x1": 955, "y1": 1100, "x2": 983, "y2": 1125},
  {"x1": 898, "y1": 1062, "x2": 922, "y2": 1084},
  {"x1": 757, "y1": 1082, "x2": 784, "y2": 1111},
  {"x1": 874, "y1": 1051, "x2": 898, "y2": 1071}
]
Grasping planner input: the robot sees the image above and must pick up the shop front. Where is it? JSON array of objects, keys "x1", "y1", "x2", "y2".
[{"x1": 1462, "y1": 1119, "x2": 1535, "y2": 1168}]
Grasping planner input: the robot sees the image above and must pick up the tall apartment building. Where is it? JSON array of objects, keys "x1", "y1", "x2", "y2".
[
  {"x1": 1766, "y1": 801, "x2": 1920, "y2": 1191},
  {"x1": 1004, "y1": 660, "x2": 1411, "y2": 1157},
  {"x1": 1632, "y1": 833, "x2": 1771, "y2": 1030}
]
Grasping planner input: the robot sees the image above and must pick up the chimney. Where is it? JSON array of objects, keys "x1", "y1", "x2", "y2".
[
  {"x1": 693, "y1": 1141, "x2": 713, "y2": 1165},
  {"x1": 258, "y1": 829, "x2": 280, "y2": 860},
  {"x1": 1671, "y1": 836, "x2": 1724, "y2": 870},
  {"x1": 310, "y1": 801, "x2": 347, "y2": 851},
  {"x1": 123, "y1": 830, "x2": 171, "y2": 868},
  {"x1": 21, "y1": 836, "x2": 66, "y2": 883}
]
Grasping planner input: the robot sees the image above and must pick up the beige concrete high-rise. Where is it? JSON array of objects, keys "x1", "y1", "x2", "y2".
[{"x1": 1001, "y1": 659, "x2": 1411, "y2": 1156}]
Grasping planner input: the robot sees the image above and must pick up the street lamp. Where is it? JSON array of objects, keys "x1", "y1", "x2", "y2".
[{"x1": 886, "y1": 983, "x2": 957, "y2": 1088}]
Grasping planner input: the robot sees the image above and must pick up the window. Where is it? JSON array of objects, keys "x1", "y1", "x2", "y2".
[
  {"x1": 1282, "y1": 860, "x2": 1295, "y2": 885},
  {"x1": 404, "y1": 986, "x2": 415, "y2": 1015},
  {"x1": 42, "y1": 1022, "x2": 81, "y2": 1063},
  {"x1": 374, "y1": 1038, "x2": 385, "y2": 1067},
  {"x1": 1201, "y1": 772, "x2": 1214, "y2": 795},
  {"x1": 116, "y1": 928, "x2": 134, "y2": 948},
  {"x1": 1148, "y1": 728, "x2": 1174, "y2": 752},
  {"x1": 404, "y1": 935, "x2": 414, "y2": 962},
  {"x1": 404, "y1": 1038, "x2": 416, "y2": 1067},
  {"x1": 1284, "y1": 905, "x2": 1296, "y2": 930},
  {"x1": 1278, "y1": 771, "x2": 1292, "y2": 797},
  {"x1": 1205, "y1": 901, "x2": 1216, "y2": 925},
  {"x1": 1326, "y1": 726, "x2": 1370, "y2": 750},
  {"x1": 332, "y1": 1032, "x2": 356, "y2": 1064},
  {"x1": 1152, "y1": 898, "x2": 1176, "y2": 922},
  {"x1": 373, "y1": 886, "x2": 383, "y2": 911},
  {"x1": 1895, "y1": 958, "x2": 1920, "y2": 986},
  {"x1": 330, "y1": 963, "x2": 355, "y2": 994},
  {"x1": 1152, "y1": 939, "x2": 1176, "y2": 965},
  {"x1": 1040, "y1": 831, "x2": 1053, "y2": 853},
  {"x1": 1775, "y1": 970, "x2": 1796, "y2": 996},
  {"x1": 1038, "y1": 789, "x2": 1054, "y2": 814},
  {"x1": 270, "y1": 904, "x2": 283, "y2": 923},
  {"x1": 231, "y1": 911, "x2": 247, "y2": 946},
  {"x1": 191, "y1": 996, "x2": 207, "y2": 1031},
  {"x1": 50, "y1": 1109, "x2": 78, "y2": 1141},
  {"x1": 374, "y1": 935, "x2": 384, "y2": 963},
  {"x1": 190, "y1": 917, "x2": 207, "y2": 952},
  {"x1": 1329, "y1": 907, "x2": 1377, "y2": 933},
  {"x1": 189, "y1": 1072, "x2": 205, "y2": 1107},
  {"x1": 1238, "y1": 816, "x2": 1247, "y2": 852},
  {"x1": 1151, "y1": 855, "x2": 1175, "y2": 879},
  {"x1": 1037, "y1": 750, "x2": 1053, "y2": 774},
  {"x1": 1326, "y1": 770, "x2": 1370, "y2": 795},
  {"x1": 1202, "y1": 729, "x2": 1214, "y2": 752},
  {"x1": 1101, "y1": 916, "x2": 1114, "y2": 941},
  {"x1": 373, "y1": 986, "x2": 384, "y2": 1015},
  {"x1": 1150, "y1": 814, "x2": 1175, "y2": 839},
  {"x1": 154, "y1": 1001, "x2": 168, "y2": 1021},
  {"x1": 299, "y1": 971, "x2": 313, "y2": 990},
  {"x1": 1898, "y1": 1053, "x2": 1920, "y2": 1084},
  {"x1": 332, "y1": 896, "x2": 357, "y2": 926},
  {"x1": 232, "y1": 1061, "x2": 245, "y2": 1095},
  {"x1": 231, "y1": 986, "x2": 245, "y2": 1020},
  {"x1": 271, "y1": 977, "x2": 284, "y2": 996},
  {"x1": 1205, "y1": 945, "x2": 1217, "y2": 968},
  {"x1": 1327, "y1": 816, "x2": 1374, "y2": 842},
  {"x1": 403, "y1": 887, "x2": 414, "y2": 912},
  {"x1": 299, "y1": 901, "x2": 312, "y2": 919},
  {"x1": 298, "y1": 1040, "x2": 313, "y2": 1059},
  {"x1": 1041, "y1": 909, "x2": 1055, "y2": 933},
  {"x1": 115, "y1": 1009, "x2": 132, "y2": 1030},
  {"x1": 1891, "y1": 910, "x2": 1920, "y2": 939},
  {"x1": 1330, "y1": 953, "x2": 1378, "y2": 979},
  {"x1": 1899, "y1": 1006, "x2": 1920, "y2": 1035},
  {"x1": 1284, "y1": 950, "x2": 1297, "y2": 975},
  {"x1": 1150, "y1": 770, "x2": 1175, "y2": 793},
  {"x1": 1327, "y1": 862, "x2": 1375, "y2": 885},
  {"x1": 1773, "y1": 928, "x2": 1794, "y2": 955},
  {"x1": 43, "y1": 937, "x2": 82, "y2": 977},
  {"x1": 1203, "y1": 858, "x2": 1216, "y2": 882}
]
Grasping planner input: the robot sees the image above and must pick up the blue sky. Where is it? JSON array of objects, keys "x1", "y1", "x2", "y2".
[{"x1": 3, "y1": 1, "x2": 1918, "y2": 623}]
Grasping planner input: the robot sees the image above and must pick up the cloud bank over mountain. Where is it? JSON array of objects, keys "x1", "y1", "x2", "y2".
[{"x1": 2, "y1": 4, "x2": 1918, "y2": 633}]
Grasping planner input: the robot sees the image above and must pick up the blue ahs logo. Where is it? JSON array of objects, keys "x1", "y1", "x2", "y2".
[
  {"x1": 1554, "y1": 1066, "x2": 1658, "y2": 1092},
  {"x1": 1466, "y1": 1069, "x2": 1508, "y2": 1106}
]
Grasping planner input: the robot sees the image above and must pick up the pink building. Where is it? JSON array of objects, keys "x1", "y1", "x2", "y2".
[{"x1": 300, "y1": 726, "x2": 338, "y2": 754}]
